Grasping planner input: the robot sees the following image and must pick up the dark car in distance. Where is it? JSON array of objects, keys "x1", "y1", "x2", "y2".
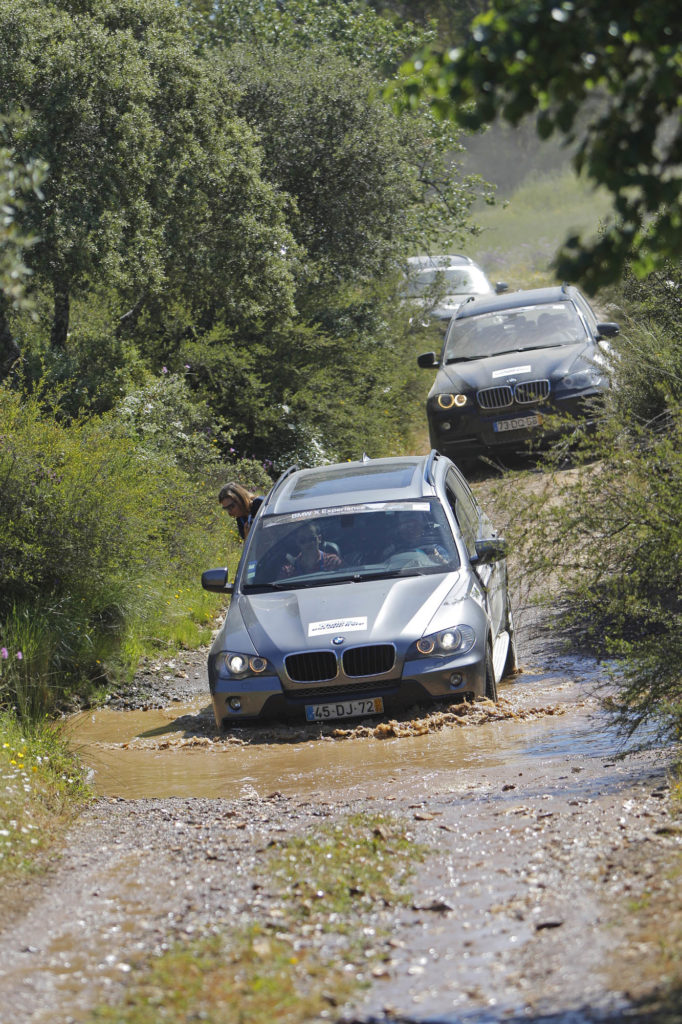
[
  {"x1": 201, "y1": 452, "x2": 516, "y2": 730},
  {"x1": 418, "y1": 284, "x2": 620, "y2": 470}
]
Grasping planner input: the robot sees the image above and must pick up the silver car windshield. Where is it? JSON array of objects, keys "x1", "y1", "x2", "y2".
[
  {"x1": 242, "y1": 499, "x2": 460, "y2": 589},
  {"x1": 406, "y1": 266, "x2": 491, "y2": 299},
  {"x1": 444, "y1": 302, "x2": 588, "y2": 362}
]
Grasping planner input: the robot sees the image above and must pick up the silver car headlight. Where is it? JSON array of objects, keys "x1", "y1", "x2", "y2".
[
  {"x1": 411, "y1": 625, "x2": 476, "y2": 658},
  {"x1": 221, "y1": 653, "x2": 270, "y2": 678}
]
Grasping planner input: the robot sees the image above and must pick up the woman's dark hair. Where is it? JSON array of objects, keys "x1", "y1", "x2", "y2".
[{"x1": 218, "y1": 482, "x2": 255, "y2": 511}]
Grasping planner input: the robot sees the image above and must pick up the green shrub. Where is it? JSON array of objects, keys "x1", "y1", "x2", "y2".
[
  {"x1": 0, "y1": 383, "x2": 234, "y2": 716},
  {"x1": 504, "y1": 257, "x2": 682, "y2": 744},
  {"x1": 114, "y1": 370, "x2": 229, "y2": 474},
  {"x1": 604, "y1": 260, "x2": 682, "y2": 429},
  {"x1": 518, "y1": 397, "x2": 682, "y2": 745}
]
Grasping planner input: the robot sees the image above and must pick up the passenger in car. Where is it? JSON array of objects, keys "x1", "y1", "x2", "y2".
[
  {"x1": 278, "y1": 524, "x2": 343, "y2": 577},
  {"x1": 218, "y1": 482, "x2": 264, "y2": 541}
]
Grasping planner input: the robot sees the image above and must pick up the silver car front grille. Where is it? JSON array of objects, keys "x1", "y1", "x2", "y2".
[
  {"x1": 285, "y1": 644, "x2": 396, "y2": 684},
  {"x1": 477, "y1": 379, "x2": 550, "y2": 410},
  {"x1": 343, "y1": 644, "x2": 395, "y2": 677},
  {"x1": 285, "y1": 651, "x2": 337, "y2": 683}
]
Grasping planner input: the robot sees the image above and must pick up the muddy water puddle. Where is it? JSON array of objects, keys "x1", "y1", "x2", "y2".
[{"x1": 67, "y1": 663, "x2": 619, "y2": 801}]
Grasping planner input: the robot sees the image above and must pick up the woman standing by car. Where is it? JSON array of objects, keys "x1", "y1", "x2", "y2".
[{"x1": 218, "y1": 482, "x2": 264, "y2": 541}]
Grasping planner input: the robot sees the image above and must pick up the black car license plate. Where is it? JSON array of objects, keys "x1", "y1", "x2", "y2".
[{"x1": 493, "y1": 413, "x2": 542, "y2": 433}]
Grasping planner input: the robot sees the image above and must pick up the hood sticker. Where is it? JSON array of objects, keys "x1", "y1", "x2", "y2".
[
  {"x1": 308, "y1": 617, "x2": 368, "y2": 637},
  {"x1": 492, "y1": 364, "x2": 531, "y2": 378}
]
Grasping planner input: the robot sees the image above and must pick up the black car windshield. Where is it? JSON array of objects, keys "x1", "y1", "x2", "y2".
[
  {"x1": 241, "y1": 499, "x2": 460, "y2": 589},
  {"x1": 444, "y1": 302, "x2": 588, "y2": 362}
]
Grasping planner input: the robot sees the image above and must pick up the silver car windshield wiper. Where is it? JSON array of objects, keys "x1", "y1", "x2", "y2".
[
  {"x1": 329, "y1": 570, "x2": 405, "y2": 584},
  {"x1": 241, "y1": 581, "x2": 293, "y2": 592}
]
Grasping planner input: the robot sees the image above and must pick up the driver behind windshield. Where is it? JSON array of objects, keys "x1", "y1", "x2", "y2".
[
  {"x1": 382, "y1": 512, "x2": 449, "y2": 564},
  {"x1": 278, "y1": 523, "x2": 343, "y2": 578}
]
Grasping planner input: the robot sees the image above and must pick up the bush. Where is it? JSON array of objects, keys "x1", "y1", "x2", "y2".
[
  {"x1": 514, "y1": 329, "x2": 682, "y2": 744},
  {"x1": 605, "y1": 258, "x2": 682, "y2": 429},
  {"x1": 114, "y1": 369, "x2": 230, "y2": 474},
  {"x1": 0, "y1": 383, "x2": 235, "y2": 716}
]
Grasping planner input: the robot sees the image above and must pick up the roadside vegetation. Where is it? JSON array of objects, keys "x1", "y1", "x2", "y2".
[
  {"x1": 0, "y1": 711, "x2": 89, "y2": 886},
  {"x1": 88, "y1": 813, "x2": 425, "y2": 1023},
  {"x1": 518, "y1": 259, "x2": 682, "y2": 747}
]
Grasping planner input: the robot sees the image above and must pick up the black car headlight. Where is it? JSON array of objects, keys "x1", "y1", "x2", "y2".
[
  {"x1": 220, "y1": 653, "x2": 270, "y2": 678},
  {"x1": 436, "y1": 393, "x2": 468, "y2": 409},
  {"x1": 558, "y1": 367, "x2": 604, "y2": 391},
  {"x1": 410, "y1": 625, "x2": 476, "y2": 658}
]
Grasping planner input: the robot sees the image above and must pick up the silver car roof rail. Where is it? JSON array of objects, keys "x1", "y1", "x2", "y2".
[
  {"x1": 424, "y1": 449, "x2": 439, "y2": 487},
  {"x1": 263, "y1": 464, "x2": 299, "y2": 510}
]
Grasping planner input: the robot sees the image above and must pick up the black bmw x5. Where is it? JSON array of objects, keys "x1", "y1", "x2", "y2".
[{"x1": 418, "y1": 285, "x2": 620, "y2": 471}]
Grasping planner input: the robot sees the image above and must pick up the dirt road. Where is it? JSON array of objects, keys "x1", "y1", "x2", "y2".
[{"x1": 0, "y1": 596, "x2": 679, "y2": 1024}]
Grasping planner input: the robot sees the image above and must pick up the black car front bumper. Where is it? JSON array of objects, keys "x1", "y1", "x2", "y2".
[{"x1": 428, "y1": 390, "x2": 604, "y2": 460}]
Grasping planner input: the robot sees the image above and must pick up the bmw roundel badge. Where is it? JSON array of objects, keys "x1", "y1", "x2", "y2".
[{"x1": 332, "y1": 636, "x2": 345, "y2": 646}]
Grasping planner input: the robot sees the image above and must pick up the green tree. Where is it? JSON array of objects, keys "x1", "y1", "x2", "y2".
[
  {"x1": 0, "y1": 113, "x2": 46, "y2": 375},
  {"x1": 0, "y1": 0, "x2": 297, "y2": 353},
  {"x1": 184, "y1": 0, "x2": 430, "y2": 73},
  {"x1": 223, "y1": 45, "x2": 418, "y2": 284},
  {"x1": 395, "y1": 0, "x2": 682, "y2": 292},
  {"x1": 186, "y1": 2, "x2": 493, "y2": 276},
  {"x1": 173, "y1": 42, "x2": 488, "y2": 467}
]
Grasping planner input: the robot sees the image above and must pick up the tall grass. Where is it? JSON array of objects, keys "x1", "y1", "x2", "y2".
[{"x1": 0, "y1": 711, "x2": 91, "y2": 881}]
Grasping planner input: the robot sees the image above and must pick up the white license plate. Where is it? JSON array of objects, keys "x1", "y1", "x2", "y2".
[
  {"x1": 493, "y1": 413, "x2": 542, "y2": 433},
  {"x1": 305, "y1": 697, "x2": 384, "y2": 722}
]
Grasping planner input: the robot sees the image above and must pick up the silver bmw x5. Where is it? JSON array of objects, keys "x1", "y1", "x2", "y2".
[{"x1": 201, "y1": 451, "x2": 516, "y2": 729}]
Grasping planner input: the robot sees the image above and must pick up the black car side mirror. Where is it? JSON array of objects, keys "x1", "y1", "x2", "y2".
[
  {"x1": 201, "y1": 568, "x2": 233, "y2": 594},
  {"x1": 495, "y1": 282, "x2": 509, "y2": 294},
  {"x1": 472, "y1": 537, "x2": 508, "y2": 565},
  {"x1": 417, "y1": 351, "x2": 438, "y2": 368},
  {"x1": 596, "y1": 322, "x2": 620, "y2": 338}
]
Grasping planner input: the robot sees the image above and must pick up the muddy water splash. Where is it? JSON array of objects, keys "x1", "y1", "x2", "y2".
[{"x1": 67, "y1": 662, "x2": 617, "y2": 801}]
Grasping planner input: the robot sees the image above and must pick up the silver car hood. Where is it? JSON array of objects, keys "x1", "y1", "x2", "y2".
[{"x1": 227, "y1": 571, "x2": 472, "y2": 655}]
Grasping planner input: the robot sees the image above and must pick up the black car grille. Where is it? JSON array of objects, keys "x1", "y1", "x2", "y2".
[
  {"x1": 477, "y1": 385, "x2": 513, "y2": 410},
  {"x1": 343, "y1": 644, "x2": 395, "y2": 677},
  {"x1": 285, "y1": 651, "x2": 337, "y2": 682},
  {"x1": 515, "y1": 379, "x2": 550, "y2": 404},
  {"x1": 477, "y1": 379, "x2": 550, "y2": 411}
]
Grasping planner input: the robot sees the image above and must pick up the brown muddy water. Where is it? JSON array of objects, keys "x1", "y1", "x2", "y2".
[{"x1": 66, "y1": 661, "x2": 620, "y2": 802}]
